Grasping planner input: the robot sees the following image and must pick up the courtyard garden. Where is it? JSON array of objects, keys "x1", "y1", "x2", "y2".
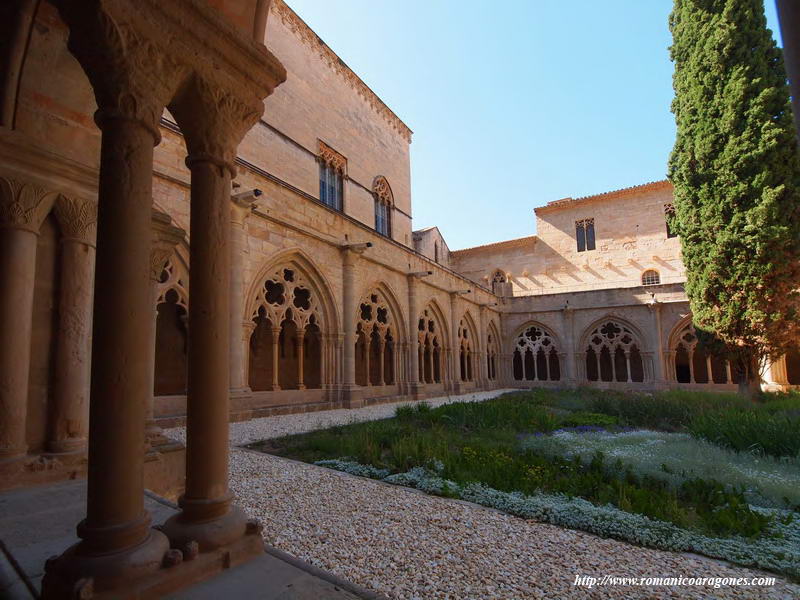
[{"x1": 249, "y1": 389, "x2": 800, "y2": 580}]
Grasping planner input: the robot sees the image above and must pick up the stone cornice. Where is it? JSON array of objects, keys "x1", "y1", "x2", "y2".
[
  {"x1": 451, "y1": 236, "x2": 538, "y2": 256},
  {"x1": 271, "y1": 0, "x2": 412, "y2": 143},
  {"x1": 535, "y1": 180, "x2": 672, "y2": 215}
]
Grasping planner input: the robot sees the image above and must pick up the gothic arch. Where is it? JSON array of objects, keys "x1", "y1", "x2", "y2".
[
  {"x1": 580, "y1": 316, "x2": 647, "y2": 383},
  {"x1": 245, "y1": 249, "x2": 339, "y2": 391},
  {"x1": 511, "y1": 322, "x2": 562, "y2": 382},
  {"x1": 486, "y1": 319, "x2": 501, "y2": 381},
  {"x1": 372, "y1": 176, "x2": 393, "y2": 237},
  {"x1": 416, "y1": 298, "x2": 449, "y2": 384},
  {"x1": 153, "y1": 244, "x2": 190, "y2": 396},
  {"x1": 355, "y1": 281, "x2": 407, "y2": 387},
  {"x1": 667, "y1": 315, "x2": 734, "y2": 384},
  {"x1": 456, "y1": 311, "x2": 479, "y2": 382},
  {"x1": 245, "y1": 248, "x2": 339, "y2": 334}
]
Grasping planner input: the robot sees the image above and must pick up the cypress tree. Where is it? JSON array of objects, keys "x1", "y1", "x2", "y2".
[{"x1": 668, "y1": 0, "x2": 800, "y2": 395}]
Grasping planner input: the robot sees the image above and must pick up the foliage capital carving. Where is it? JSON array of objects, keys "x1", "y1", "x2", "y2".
[
  {"x1": 0, "y1": 174, "x2": 56, "y2": 233},
  {"x1": 54, "y1": 195, "x2": 97, "y2": 245}
]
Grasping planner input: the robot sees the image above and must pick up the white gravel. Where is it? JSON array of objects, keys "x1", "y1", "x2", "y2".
[{"x1": 164, "y1": 391, "x2": 800, "y2": 600}]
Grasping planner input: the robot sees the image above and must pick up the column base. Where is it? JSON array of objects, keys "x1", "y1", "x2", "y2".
[
  {"x1": 161, "y1": 501, "x2": 250, "y2": 553},
  {"x1": 450, "y1": 382, "x2": 463, "y2": 395},
  {"x1": 46, "y1": 438, "x2": 87, "y2": 454},
  {"x1": 42, "y1": 526, "x2": 264, "y2": 599},
  {"x1": 42, "y1": 528, "x2": 170, "y2": 599},
  {"x1": 408, "y1": 383, "x2": 425, "y2": 400},
  {"x1": 340, "y1": 385, "x2": 363, "y2": 409}
]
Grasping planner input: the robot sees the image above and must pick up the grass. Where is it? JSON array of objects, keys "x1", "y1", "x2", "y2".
[{"x1": 251, "y1": 389, "x2": 800, "y2": 541}]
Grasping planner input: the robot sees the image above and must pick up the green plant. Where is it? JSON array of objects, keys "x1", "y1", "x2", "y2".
[
  {"x1": 560, "y1": 412, "x2": 619, "y2": 428},
  {"x1": 669, "y1": 0, "x2": 800, "y2": 395}
]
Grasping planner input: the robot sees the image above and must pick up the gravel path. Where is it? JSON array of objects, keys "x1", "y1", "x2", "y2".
[{"x1": 164, "y1": 391, "x2": 800, "y2": 599}]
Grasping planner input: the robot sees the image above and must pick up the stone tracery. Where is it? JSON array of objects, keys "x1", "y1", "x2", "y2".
[
  {"x1": 512, "y1": 324, "x2": 561, "y2": 381},
  {"x1": 417, "y1": 305, "x2": 445, "y2": 384},
  {"x1": 669, "y1": 320, "x2": 734, "y2": 385},
  {"x1": 355, "y1": 289, "x2": 396, "y2": 386},
  {"x1": 584, "y1": 320, "x2": 644, "y2": 382},
  {"x1": 248, "y1": 263, "x2": 326, "y2": 391}
]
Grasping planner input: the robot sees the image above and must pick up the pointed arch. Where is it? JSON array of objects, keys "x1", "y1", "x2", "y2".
[
  {"x1": 486, "y1": 319, "x2": 501, "y2": 381},
  {"x1": 355, "y1": 281, "x2": 407, "y2": 386},
  {"x1": 246, "y1": 249, "x2": 339, "y2": 391},
  {"x1": 456, "y1": 310, "x2": 479, "y2": 382},
  {"x1": 153, "y1": 242, "x2": 190, "y2": 396},
  {"x1": 245, "y1": 248, "x2": 339, "y2": 335},
  {"x1": 580, "y1": 316, "x2": 647, "y2": 383},
  {"x1": 372, "y1": 176, "x2": 393, "y2": 237},
  {"x1": 510, "y1": 321, "x2": 562, "y2": 382},
  {"x1": 416, "y1": 298, "x2": 449, "y2": 384},
  {"x1": 667, "y1": 314, "x2": 734, "y2": 385}
]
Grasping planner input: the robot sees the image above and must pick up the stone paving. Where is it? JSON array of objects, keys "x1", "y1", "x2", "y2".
[{"x1": 165, "y1": 390, "x2": 800, "y2": 600}]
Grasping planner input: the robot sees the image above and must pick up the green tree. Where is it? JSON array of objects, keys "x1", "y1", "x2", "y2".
[{"x1": 668, "y1": 0, "x2": 800, "y2": 395}]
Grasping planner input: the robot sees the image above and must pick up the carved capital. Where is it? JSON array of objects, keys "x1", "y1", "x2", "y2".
[
  {"x1": 54, "y1": 0, "x2": 187, "y2": 141},
  {"x1": 54, "y1": 195, "x2": 97, "y2": 245},
  {"x1": 170, "y1": 75, "x2": 264, "y2": 173},
  {"x1": 0, "y1": 174, "x2": 56, "y2": 233},
  {"x1": 150, "y1": 210, "x2": 186, "y2": 281}
]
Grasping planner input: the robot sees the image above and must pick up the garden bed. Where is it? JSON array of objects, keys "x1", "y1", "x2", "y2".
[{"x1": 249, "y1": 388, "x2": 800, "y2": 579}]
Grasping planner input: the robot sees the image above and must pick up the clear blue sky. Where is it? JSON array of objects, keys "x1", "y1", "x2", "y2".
[{"x1": 284, "y1": 1, "x2": 782, "y2": 250}]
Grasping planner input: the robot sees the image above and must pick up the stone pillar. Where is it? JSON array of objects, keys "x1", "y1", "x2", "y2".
[
  {"x1": 648, "y1": 299, "x2": 665, "y2": 384},
  {"x1": 0, "y1": 175, "x2": 53, "y2": 463},
  {"x1": 296, "y1": 329, "x2": 306, "y2": 390},
  {"x1": 41, "y1": 15, "x2": 178, "y2": 588},
  {"x1": 378, "y1": 338, "x2": 386, "y2": 386},
  {"x1": 478, "y1": 305, "x2": 488, "y2": 388},
  {"x1": 47, "y1": 196, "x2": 97, "y2": 454},
  {"x1": 161, "y1": 76, "x2": 264, "y2": 553},
  {"x1": 449, "y1": 292, "x2": 461, "y2": 394},
  {"x1": 341, "y1": 247, "x2": 364, "y2": 407},
  {"x1": 407, "y1": 274, "x2": 423, "y2": 398},
  {"x1": 145, "y1": 211, "x2": 185, "y2": 446},
  {"x1": 229, "y1": 195, "x2": 255, "y2": 394},
  {"x1": 270, "y1": 327, "x2": 281, "y2": 391},
  {"x1": 561, "y1": 304, "x2": 577, "y2": 385}
]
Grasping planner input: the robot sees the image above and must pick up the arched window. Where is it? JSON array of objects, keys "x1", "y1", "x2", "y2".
[
  {"x1": 248, "y1": 265, "x2": 324, "y2": 391},
  {"x1": 417, "y1": 307, "x2": 444, "y2": 384},
  {"x1": 671, "y1": 321, "x2": 735, "y2": 385},
  {"x1": 457, "y1": 317, "x2": 477, "y2": 382},
  {"x1": 355, "y1": 290, "x2": 396, "y2": 386},
  {"x1": 642, "y1": 270, "x2": 660, "y2": 286},
  {"x1": 373, "y1": 176, "x2": 393, "y2": 237},
  {"x1": 154, "y1": 258, "x2": 189, "y2": 396},
  {"x1": 318, "y1": 141, "x2": 345, "y2": 211},
  {"x1": 512, "y1": 325, "x2": 560, "y2": 381},
  {"x1": 486, "y1": 327, "x2": 499, "y2": 381},
  {"x1": 585, "y1": 321, "x2": 644, "y2": 383}
]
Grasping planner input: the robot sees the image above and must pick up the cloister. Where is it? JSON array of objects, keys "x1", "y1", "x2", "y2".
[{"x1": 2, "y1": 0, "x2": 800, "y2": 598}]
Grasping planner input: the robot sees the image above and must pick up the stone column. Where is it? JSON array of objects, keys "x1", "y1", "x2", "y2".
[
  {"x1": 296, "y1": 328, "x2": 306, "y2": 390},
  {"x1": 47, "y1": 196, "x2": 97, "y2": 454},
  {"x1": 449, "y1": 293, "x2": 461, "y2": 394},
  {"x1": 478, "y1": 305, "x2": 488, "y2": 388},
  {"x1": 561, "y1": 304, "x2": 577, "y2": 385},
  {"x1": 145, "y1": 210, "x2": 185, "y2": 447},
  {"x1": 648, "y1": 299, "x2": 665, "y2": 383},
  {"x1": 229, "y1": 195, "x2": 255, "y2": 394},
  {"x1": 341, "y1": 247, "x2": 364, "y2": 407},
  {"x1": 407, "y1": 274, "x2": 423, "y2": 398},
  {"x1": 378, "y1": 338, "x2": 386, "y2": 386},
  {"x1": 41, "y1": 12, "x2": 179, "y2": 588},
  {"x1": 0, "y1": 175, "x2": 53, "y2": 463},
  {"x1": 270, "y1": 326, "x2": 281, "y2": 390},
  {"x1": 161, "y1": 76, "x2": 264, "y2": 553}
]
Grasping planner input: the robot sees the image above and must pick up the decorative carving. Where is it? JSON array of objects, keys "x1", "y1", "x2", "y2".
[
  {"x1": 318, "y1": 141, "x2": 347, "y2": 174},
  {"x1": 170, "y1": 75, "x2": 264, "y2": 171},
  {"x1": 54, "y1": 1, "x2": 187, "y2": 140},
  {"x1": 271, "y1": 0, "x2": 412, "y2": 143},
  {"x1": 249, "y1": 263, "x2": 324, "y2": 330},
  {"x1": 0, "y1": 174, "x2": 56, "y2": 232},
  {"x1": 372, "y1": 176, "x2": 393, "y2": 204},
  {"x1": 54, "y1": 195, "x2": 97, "y2": 244},
  {"x1": 151, "y1": 210, "x2": 186, "y2": 284}
]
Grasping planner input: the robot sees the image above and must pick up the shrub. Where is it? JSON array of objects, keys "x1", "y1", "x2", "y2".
[
  {"x1": 560, "y1": 412, "x2": 619, "y2": 428},
  {"x1": 689, "y1": 410, "x2": 800, "y2": 459},
  {"x1": 521, "y1": 429, "x2": 800, "y2": 509}
]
